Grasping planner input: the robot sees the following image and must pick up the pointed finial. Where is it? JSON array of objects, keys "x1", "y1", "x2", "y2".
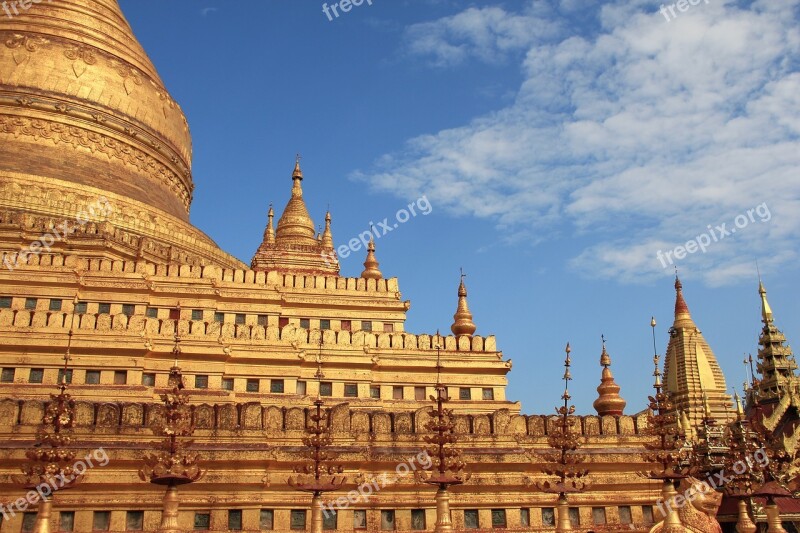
[
  {"x1": 758, "y1": 277, "x2": 774, "y2": 324},
  {"x1": 733, "y1": 388, "x2": 744, "y2": 418},
  {"x1": 293, "y1": 153, "x2": 303, "y2": 180},
  {"x1": 321, "y1": 211, "x2": 334, "y2": 248},
  {"x1": 594, "y1": 336, "x2": 626, "y2": 416},
  {"x1": 360, "y1": 232, "x2": 382, "y2": 280},
  {"x1": 263, "y1": 203, "x2": 276, "y2": 245},
  {"x1": 451, "y1": 270, "x2": 476, "y2": 337},
  {"x1": 673, "y1": 275, "x2": 693, "y2": 328}
]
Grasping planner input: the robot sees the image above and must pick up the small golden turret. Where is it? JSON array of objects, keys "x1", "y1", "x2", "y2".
[
  {"x1": 759, "y1": 279, "x2": 774, "y2": 324},
  {"x1": 592, "y1": 337, "x2": 626, "y2": 416},
  {"x1": 450, "y1": 271, "x2": 476, "y2": 338},
  {"x1": 263, "y1": 205, "x2": 275, "y2": 245},
  {"x1": 360, "y1": 236, "x2": 382, "y2": 280},
  {"x1": 321, "y1": 211, "x2": 334, "y2": 249}
]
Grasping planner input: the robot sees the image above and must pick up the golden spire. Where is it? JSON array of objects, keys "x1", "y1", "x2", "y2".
[
  {"x1": 360, "y1": 235, "x2": 383, "y2": 280},
  {"x1": 321, "y1": 211, "x2": 333, "y2": 249},
  {"x1": 672, "y1": 275, "x2": 695, "y2": 329},
  {"x1": 759, "y1": 279, "x2": 774, "y2": 324},
  {"x1": 450, "y1": 270, "x2": 476, "y2": 338},
  {"x1": 275, "y1": 155, "x2": 317, "y2": 246},
  {"x1": 263, "y1": 204, "x2": 276, "y2": 245},
  {"x1": 593, "y1": 336, "x2": 627, "y2": 416}
]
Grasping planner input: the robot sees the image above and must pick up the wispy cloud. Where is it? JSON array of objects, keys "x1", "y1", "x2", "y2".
[
  {"x1": 357, "y1": 0, "x2": 800, "y2": 286},
  {"x1": 201, "y1": 7, "x2": 218, "y2": 17}
]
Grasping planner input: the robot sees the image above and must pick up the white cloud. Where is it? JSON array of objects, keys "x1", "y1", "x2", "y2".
[{"x1": 358, "y1": 0, "x2": 800, "y2": 286}]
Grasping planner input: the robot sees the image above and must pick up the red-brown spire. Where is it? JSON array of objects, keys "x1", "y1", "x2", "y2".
[{"x1": 673, "y1": 276, "x2": 694, "y2": 329}]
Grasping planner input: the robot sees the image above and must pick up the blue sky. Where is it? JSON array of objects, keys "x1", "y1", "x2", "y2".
[{"x1": 119, "y1": 0, "x2": 800, "y2": 415}]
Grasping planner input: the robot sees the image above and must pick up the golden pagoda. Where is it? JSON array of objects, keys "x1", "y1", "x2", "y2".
[{"x1": 0, "y1": 1, "x2": 797, "y2": 532}]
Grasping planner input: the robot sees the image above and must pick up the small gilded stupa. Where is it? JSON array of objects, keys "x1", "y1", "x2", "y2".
[
  {"x1": 451, "y1": 272, "x2": 477, "y2": 338},
  {"x1": 361, "y1": 236, "x2": 383, "y2": 280},
  {"x1": 593, "y1": 337, "x2": 626, "y2": 416},
  {"x1": 251, "y1": 157, "x2": 338, "y2": 274}
]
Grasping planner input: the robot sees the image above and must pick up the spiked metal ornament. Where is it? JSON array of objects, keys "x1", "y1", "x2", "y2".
[
  {"x1": 288, "y1": 337, "x2": 346, "y2": 494},
  {"x1": 419, "y1": 336, "x2": 470, "y2": 488},
  {"x1": 138, "y1": 337, "x2": 203, "y2": 486},
  {"x1": 535, "y1": 343, "x2": 589, "y2": 495}
]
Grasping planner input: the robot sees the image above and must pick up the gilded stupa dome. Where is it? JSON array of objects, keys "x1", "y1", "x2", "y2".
[{"x1": 0, "y1": 0, "x2": 244, "y2": 268}]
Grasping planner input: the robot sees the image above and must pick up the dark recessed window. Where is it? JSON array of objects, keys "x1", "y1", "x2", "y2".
[
  {"x1": 260, "y1": 509, "x2": 274, "y2": 530},
  {"x1": 459, "y1": 387, "x2": 471, "y2": 400},
  {"x1": 0, "y1": 296, "x2": 11, "y2": 308},
  {"x1": 97, "y1": 302, "x2": 111, "y2": 314},
  {"x1": 619, "y1": 506, "x2": 632, "y2": 525},
  {"x1": 383, "y1": 323, "x2": 394, "y2": 332},
  {"x1": 464, "y1": 510, "x2": 479, "y2": 529},
  {"x1": 296, "y1": 381, "x2": 307, "y2": 395},
  {"x1": 258, "y1": 315, "x2": 268, "y2": 326},
  {"x1": 93, "y1": 511, "x2": 111, "y2": 531},
  {"x1": 192, "y1": 309, "x2": 203, "y2": 321},
  {"x1": 299, "y1": 318, "x2": 310, "y2": 329},
  {"x1": 290, "y1": 510, "x2": 306, "y2": 530},
  {"x1": 482, "y1": 388, "x2": 494, "y2": 400},
  {"x1": 246, "y1": 379, "x2": 260, "y2": 393},
  {"x1": 169, "y1": 308, "x2": 180, "y2": 320},
  {"x1": 214, "y1": 312, "x2": 224, "y2": 323},
  {"x1": 353, "y1": 510, "x2": 367, "y2": 530},
  {"x1": 228, "y1": 510, "x2": 243, "y2": 531},
  {"x1": 381, "y1": 510, "x2": 395, "y2": 531},
  {"x1": 49, "y1": 299, "x2": 63, "y2": 311},
  {"x1": 57, "y1": 369, "x2": 73, "y2": 385},
  {"x1": 85, "y1": 370, "x2": 101, "y2": 385},
  {"x1": 542, "y1": 508, "x2": 555, "y2": 527},
  {"x1": 392, "y1": 386, "x2": 403, "y2": 400},
  {"x1": 520, "y1": 509, "x2": 530, "y2": 527},
  {"x1": 29, "y1": 368, "x2": 44, "y2": 383},
  {"x1": 642, "y1": 506, "x2": 654, "y2": 524},
  {"x1": 145, "y1": 307, "x2": 157, "y2": 318},
  {"x1": 341, "y1": 320, "x2": 351, "y2": 331},
  {"x1": 22, "y1": 512, "x2": 37, "y2": 532},
  {"x1": 344, "y1": 383, "x2": 358, "y2": 397},
  {"x1": 362, "y1": 321, "x2": 372, "y2": 332},
  {"x1": 235, "y1": 314, "x2": 245, "y2": 325},
  {"x1": 320, "y1": 319, "x2": 331, "y2": 330},
  {"x1": 222, "y1": 378, "x2": 234, "y2": 391},
  {"x1": 59, "y1": 511, "x2": 75, "y2": 532},
  {"x1": 411, "y1": 510, "x2": 426, "y2": 531},
  {"x1": 592, "y1": 507, "x2": 607, "y2": 525},
  {"x1": 195, "y1": 375, "x2": 209, "y2": 389},
  {"x1": 278, "y1": 317, "x2": 289, "y2": 328},
  {"x1": 322, "y1": 508, "x2": 337, "y2": 530},
  {"x1": 370, "y1": 385, "x2": 380, "y2": 399},
  {"x1": 491, "y1": 509, "x2": 506, "y2": 529},
  {"x1": 270, "y1": 379, "x2": 284, "y2": 393},
  {"x1": 142, "y1": 373, "x2": 156, "y2": 387},
  {"x1": 1, "y1": 367, "x2": 14, "y2": 383},
  {"x1": 414, "y1": 387, "x2": 426, "y2": 401},
  {"x1": 121, "y1": 304, "x2": 135, "y2": 316},
  {"x1": 320, "y1": 382, "x2": 332, "y2": 397},
  {"x1": 75, "y1": 301, "x2": 88, "y2": 314},
  {"x1": 572, "y1": 508, "x2": 583, "y2": 527},
  {"x1": 194, "y1": 512, "x2": 210, "y2": 530},
  {"x1": 114, "y1": 370, "x2": 127, "y2": 385},
  {"x1": 126, "y1": 511, "x2": 144, "y2": 531},
  {"x1": 24, "y1": 298, "x2": 37, "y2": 310}
]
